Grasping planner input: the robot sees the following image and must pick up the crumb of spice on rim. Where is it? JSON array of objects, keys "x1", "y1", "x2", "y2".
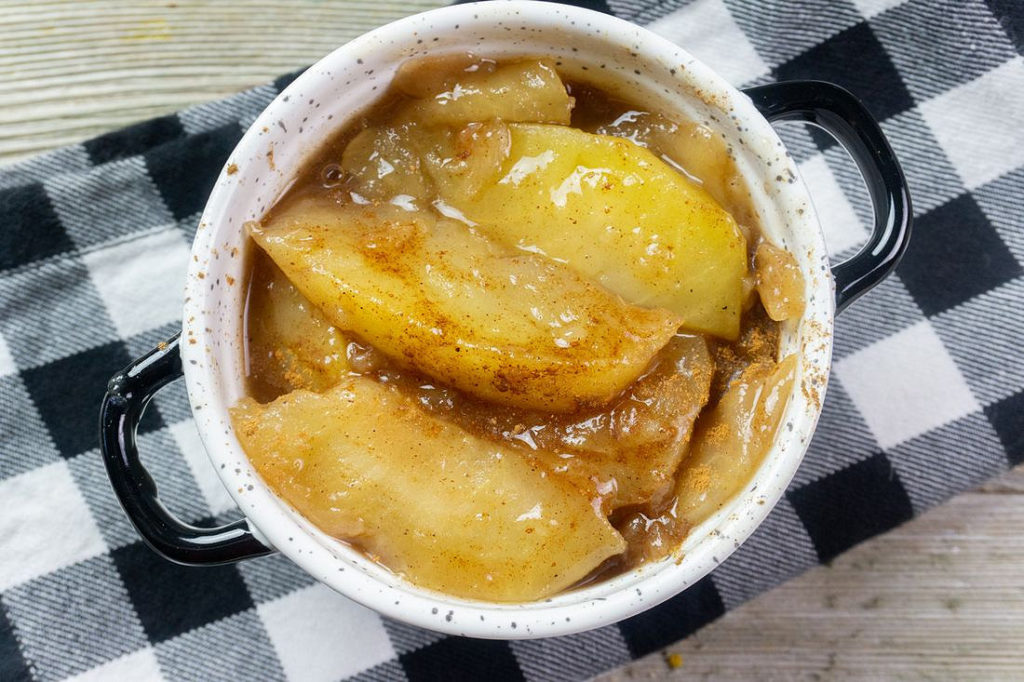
[
  {"x1": 226, "y1": 163, "x2": 239, "y2": 175},
  {"x1": 666, "y1": 652, "x2": 684, "y2": 669}
]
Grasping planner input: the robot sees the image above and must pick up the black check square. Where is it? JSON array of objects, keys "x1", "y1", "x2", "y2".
[
  {"x1": 0, "y1": 602, "x2": 29, "y2": 682},
  {"x1": 543, "y1": 0, "x2": 611, "y2": 15},
  {"x1": 84, "y1": 114, "x2": 187, "y2": 167},
  {"x1": 112, "y1": 540, "x2": 254, "y2": 644},
  {"x1": 808, "y1": 126, "x2": 841, "y2": 155},
  {"x1": 986, "y1": 0, "x2": 1024, "y2": 53},
  {"x1": 0, "y1": 183, "x2": 74, "y2": 272},
  {"x1": 618, "y1": 575, "x2": 724, "y2": 658},
  {"x1": 19, "y1": 340, "x2": 161, "y2": 459},
  {"x1": 273, "y1": 67, "x2": 308, "y2": 94},
  {"x1": 897, "y1": 193, "x2": 1022, "y2": 317},
  {"x1": 985, "y1": 389, "x2": 1024, "y2": 466},
  {"x1": 401, "y1": 637, "x2": 523, "y2": 682},
  {"x1": 789, "y1": 453, "x2": 914, "y2": 563},
  {"x1": 144, "y1": 123, "x2": 243, "y2": 221},
  {"x1": 775, "y1": 21, "x2": 915, "y2": 124}
]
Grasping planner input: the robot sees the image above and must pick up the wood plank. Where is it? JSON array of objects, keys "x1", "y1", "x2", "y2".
[
  {"x1": 596, "y1": 466, "x2": 1024, "y2": 681},
  {"x1": 0, "y1": 0, "x2": 447, "y2": 163}
]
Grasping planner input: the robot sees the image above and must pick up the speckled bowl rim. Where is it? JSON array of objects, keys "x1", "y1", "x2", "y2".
[{"x1": 180, "y1": 0, "x2": 834, "y2": 639}]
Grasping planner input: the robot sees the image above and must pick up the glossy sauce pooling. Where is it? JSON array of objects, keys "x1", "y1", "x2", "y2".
[{"x1": 237, "y1": 54, "x2": 804, "y2": 599}]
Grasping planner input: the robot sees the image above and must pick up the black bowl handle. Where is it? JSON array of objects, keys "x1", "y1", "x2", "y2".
[
  {"x1": 744, "y1": 80, "x2": 912, "y2": 313},
  {"x1": 99, "y1": 333, "x2": 273, "y2": 565}
]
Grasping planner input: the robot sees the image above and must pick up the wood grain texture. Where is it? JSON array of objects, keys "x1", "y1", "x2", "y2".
[
  {"x1": 2, "y1": 3, "x2": 1022, "y2": 679},
  {"x1": 597, "y1": 467, "x2": 1024, "y2": 681},
  {"x1": 0, "y1": 0, "x2": 447, "y2": 163}
]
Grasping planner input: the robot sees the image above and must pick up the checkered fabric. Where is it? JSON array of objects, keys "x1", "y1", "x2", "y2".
[{"x1": 1, "y1": 0, "x2": 1022, "y2": 679}]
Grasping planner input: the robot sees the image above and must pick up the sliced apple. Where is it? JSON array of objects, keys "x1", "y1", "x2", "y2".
[
  {"x1": 422, "y1": 334, "x2": 714, "y2": 511},
  {"x1": 595, "y1": 110, "x2": 761, "y2": 229},
  {"x1": 245, "y1": 253, "x2": 348, "y2": 398},
  {"x1": 754, "y1": 240, "x2": 805, "y2": 322},
  {"x1": 339, "y1": 123, "x2": 434, "y2": 203},
  {"x1": 398, "y1": 59, "x2": 572, "y2": 127},
  {"x1": 437, "y1": 123, "x2": 748, "y2": 339},
  {"x1": 341, "y1": 120, "x2": 512, "y2": 206},
  {"x1": 249, "y1": 199, "x2": 681, "y2": 411},
  {"x1": 674, "y1": 353, "x2": 797, "y2": 527},
  {"x1": 534, "y1": 334, "x2": 714, "y2": 511},
  {"x1": 390, "y1": 53, "x2": 485, "y2": 99},
  {"x1": 231, "y1": 376, "x2": 625, "y2": 602}
]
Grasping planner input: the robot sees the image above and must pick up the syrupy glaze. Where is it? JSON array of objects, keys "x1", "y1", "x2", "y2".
[{"x1": 237, "y1": 54, "x2": 803, "y2": 597}]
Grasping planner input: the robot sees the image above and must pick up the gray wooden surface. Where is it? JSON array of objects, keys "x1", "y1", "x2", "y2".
[{"x1": 4, "y1": 2, "x2": 1022, "y2": 679}]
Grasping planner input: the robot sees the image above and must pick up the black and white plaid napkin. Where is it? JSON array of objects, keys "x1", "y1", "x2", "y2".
[{"x1": 1, "y1": 0, "x2": 1022, "y2": 679}]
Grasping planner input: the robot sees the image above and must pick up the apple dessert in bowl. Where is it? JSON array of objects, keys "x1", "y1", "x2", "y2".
[{"x1": 100, "y1": 1, "x2": 910, "y2": 637}]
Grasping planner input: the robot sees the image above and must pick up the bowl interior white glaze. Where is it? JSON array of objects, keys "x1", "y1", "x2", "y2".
[{"x1": 180, "y1": 0, "x2": 834, "y2": 638}]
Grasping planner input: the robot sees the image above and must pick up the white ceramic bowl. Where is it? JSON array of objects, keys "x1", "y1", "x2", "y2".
[{"x1": 101, "y1": 0, "x2": 910, "y2": 639}]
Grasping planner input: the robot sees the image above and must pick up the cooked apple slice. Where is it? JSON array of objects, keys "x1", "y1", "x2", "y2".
[
  {"x1": 231, "y1": 377, "x2": 626, "y2": 602},
  {"x1": 595, "y1": 110, "x2": 761, "y2": 229},
  {"x1": 398, "y1": 59, "x2": 572, "y2": 127},
  {"x1": 419, "y1": 120, "x2": 512, "y2": 203},
  {"x1": 339, "y1": 59, "x2": 568, "y2": 203},
  {"x1": 340, "y1": 123, "x2": 435, "y2": 203},
  {"x1": 342, "y1": 120, "x2": 512, "y2": 206},
  {"x1": 531, "y1": 334, "x2": 715, "y2": 511},
  {"x1": 246, "y1": 252, "x2": 348, "y2": 399},
  {"x1": 438, "y1": 123, "x2": 748, "y2": 339},
  {"x1": 249, "y1": 199, "x2": 681, "y2": 411},
  {"x1": 674, "y1": 353, "x2": 797, "y2": 527},
  {"x1": 421, "y1": 334, "x2": 714, "y2": 511},
  {"x1": 390, "y1": 53, "x2": 485, "y2": 99},
  {"x1": 754, "y1": 241, "x2": 805, "y2": 322}
]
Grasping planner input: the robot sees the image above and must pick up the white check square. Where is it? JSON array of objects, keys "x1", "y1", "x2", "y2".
[
  {"x1": 799, "y1": 155, "x2": 868, "y2": 256},
  {"x1": 67, "y1": 649, "x2": 163, "y2": 682},
  {"x1": 0, "y1": 462, "x2": 106, "y2": 591},
  {"x1": 647, "y1": 0, "x2": 769, "y2": 86},
  {"x1": 849, "y1": 0, "x2": 904, "y2": 18},
  {"x1": 82, "y1": 228, "x2": 190, "y2": 339},
  {"x1": 169, "y1": 420, "x2": 237, "y2": 516},
  {"x1": 0, "y1": 332, "x2": 15, "y2": 377},
  {"x1": 259, "y1": 584, "x2": 395, "y2": 682},
  {"x1": 921, "y1": 56, "x2": 1024, "y2": 190},
  {"x1": 835, "y1": 320, "x2": 980, "y2": 450}
]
